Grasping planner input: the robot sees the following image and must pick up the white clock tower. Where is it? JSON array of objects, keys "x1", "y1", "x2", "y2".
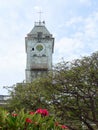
[{"x1": 25, "y1": 21, "x2": 54, "y2": 82}]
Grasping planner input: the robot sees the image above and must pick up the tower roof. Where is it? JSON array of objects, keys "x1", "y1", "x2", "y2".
[{"x1": 27, "y1": 21, "x2": 52, "y2": 38}]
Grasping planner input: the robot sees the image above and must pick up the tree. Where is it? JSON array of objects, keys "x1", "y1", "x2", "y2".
[
  {"x1": 39, "y1": 51, "x2": 98, "y2": 130},
  {"x1": 7, "y1": 51, "x2": 98, "y2": 130},
  {"x1": 7, "y1": 81, "x2": 49, "y2": 112}
]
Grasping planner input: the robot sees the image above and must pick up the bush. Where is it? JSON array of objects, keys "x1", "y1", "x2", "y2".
[{"x1": 0, "y1": 108, "x2": 69, "y2": 130}]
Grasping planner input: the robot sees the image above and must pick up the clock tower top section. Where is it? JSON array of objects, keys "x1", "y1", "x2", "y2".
[
  {"x1": 27, "y1": 21, "x2": 53, "y2": 39},
  {"x1": 29, "y1": 21, "x2": 50, "y2": 34},
  {"x1": 25, "y1": 21, "x2": 54, "y2": 52}
]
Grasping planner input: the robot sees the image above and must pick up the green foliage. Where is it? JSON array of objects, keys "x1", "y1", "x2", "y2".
[
  {"x1": 7, "y1": 81, "x2": 49, "y2": 111},
  {"x1": 6, "y1": 51, "x2": 98, "y2": 130},
  {"x1": 0, "y1": 108, "x2": 69, "y2": 130}
]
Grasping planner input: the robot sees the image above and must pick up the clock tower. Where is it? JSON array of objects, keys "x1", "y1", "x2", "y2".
[{"x1": 25, "y1": 21, "x2": 54, "y2": 82}]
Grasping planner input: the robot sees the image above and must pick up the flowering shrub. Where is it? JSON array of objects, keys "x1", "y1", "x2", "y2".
[
  {"x1": 0, "y1": 108, "x2": 69, "y2": 130},
  {"x1": 36, "y1": 108, "x2": 49, "y2": 116}
]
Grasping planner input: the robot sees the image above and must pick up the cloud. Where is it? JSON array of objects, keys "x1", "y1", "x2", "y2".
[
  {"x1": 53, "y1": 37, "x2": 84, "y2": 63},
  {"x1": 0, "y1": 0, "x2": 23, "y2": 7},
  {"x1": 34, "y1": 6, "x2": 42, "y2": 11},
  {"x1": 54, "y1": 10, "x2": 98, "y2": 63},
  {"x1": 79, "y1": 0, "x2": 91, "y2": 6},
  {"x1": 84, "y1": 12, "x2": 98, "y2": 39},
  {"x1": 64, "y1": 10, "x2": 98, "y2": 37},
  {"x1": 65, "y1": 16, "x2": 83, "y2": 27}
]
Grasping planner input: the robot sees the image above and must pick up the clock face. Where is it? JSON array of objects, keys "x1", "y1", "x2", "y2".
[{"x1": 36, "y1": 44, "x2": 44, "y2": 52}]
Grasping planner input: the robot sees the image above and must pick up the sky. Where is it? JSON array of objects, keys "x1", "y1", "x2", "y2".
[{"x1": 0, "y1": 0, "x2": 98, "y2": 95}]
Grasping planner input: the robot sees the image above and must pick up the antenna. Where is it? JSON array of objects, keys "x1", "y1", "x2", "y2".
[
  {"x1": 35, "y1": 10, "x2": 45, "y2": 26},
  {"x1": 38, "y1": 11, "x2": 43, "y2": 22}
]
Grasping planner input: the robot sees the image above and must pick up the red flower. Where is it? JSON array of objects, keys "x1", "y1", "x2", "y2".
[
  {"x1": 36, "y1": 108, "x2": 43, "y2": 114},
  {"x1": 25, "y1": 118, "x2": 32, "y2": 123},
  {"x1": 42, "y1": 109, "x2": 49, "y2": 116},
  {"x1": 61, "y1": 125, "x2": 68, "y2": 129},
  {"x1": 29, "y1": 111, "x2": 35, "y2": 115},
  {"x1": 12, "y1": 113, "x2": 18, "y2": 117},
  {"x1": 36, "y1": 108, "x2": 49, "y2": 116}
]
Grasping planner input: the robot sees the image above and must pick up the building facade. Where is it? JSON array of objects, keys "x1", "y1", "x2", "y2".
[{"x1": 25, "y1": 21, "x2": 54, "y2": 82}]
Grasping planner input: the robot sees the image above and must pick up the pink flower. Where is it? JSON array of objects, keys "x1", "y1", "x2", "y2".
[
  {"x1": 29, "y1": 111, "x2": 35, "y2": 115},
  {"x1": 12, "y1": 113, "x2": 18, "y2": 117},
  {"x1": 25, "y1": 118, "x2": 32, "y2": 123},
  {"x1": 61, "y1": 125, "x2": 68, "y2": 129},
  {"x1": 36, "y1": 108, "x2": 49, "y2": 116}
]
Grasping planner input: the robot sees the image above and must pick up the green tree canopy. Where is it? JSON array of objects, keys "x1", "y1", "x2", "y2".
[{"x1": 7, "y1": 51, "x2": 98, "y2": 130}]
